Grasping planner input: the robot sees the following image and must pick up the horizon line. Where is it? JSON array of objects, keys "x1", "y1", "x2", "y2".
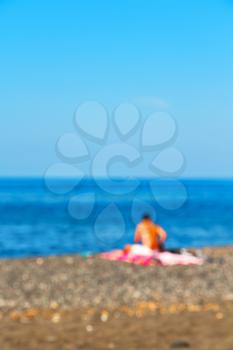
[{"x1": 0, "y1": 176, "x2": 233, "y2": 181}]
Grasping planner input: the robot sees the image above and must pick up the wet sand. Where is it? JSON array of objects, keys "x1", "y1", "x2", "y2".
[{"x1": 0, "y1": 247, "x2": 233, "y2": 349}]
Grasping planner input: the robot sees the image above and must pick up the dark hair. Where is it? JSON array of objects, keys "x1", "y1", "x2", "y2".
[{"x1": 142, "y1": 214, "x2": 151, "y2": 220}]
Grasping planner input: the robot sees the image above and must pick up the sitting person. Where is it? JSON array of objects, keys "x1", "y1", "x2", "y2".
[{"x1": 134, "y1": 214, "x2": 167, "y2": 251}]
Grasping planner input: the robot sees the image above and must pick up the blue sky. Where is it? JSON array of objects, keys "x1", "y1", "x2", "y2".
[{"x1": 0, "y1": 0, "x2": 233, "y2": 177}]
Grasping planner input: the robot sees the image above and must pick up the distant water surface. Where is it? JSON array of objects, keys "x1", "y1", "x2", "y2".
[{"x1": 0, "y1": 177, "x2": 232, "y2": 258}]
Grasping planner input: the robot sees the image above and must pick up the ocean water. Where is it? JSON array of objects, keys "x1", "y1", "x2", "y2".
[{"x1": 0, "y1": 177, "x2": 233, "y2": 258}]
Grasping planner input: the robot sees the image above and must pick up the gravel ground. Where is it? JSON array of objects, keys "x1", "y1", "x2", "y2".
[
  {"x1": 1, "y1": 305, "x2": 233, "y2": 350},
  {"x1": 0, "y1": 247, "x2": 232, "y2": 311}
]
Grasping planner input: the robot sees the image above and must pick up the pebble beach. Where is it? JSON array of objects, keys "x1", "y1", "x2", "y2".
[
  {"x1": 0, "y1": 247, "x2": 233, "y2": 311},
  {"x1": 0, "y1": 247, "x2": 233, "y2": 350}
]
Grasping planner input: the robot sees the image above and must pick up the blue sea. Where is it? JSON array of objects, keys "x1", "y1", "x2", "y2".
[{"x1": 0, "y1": 177, "x2": 233, "y2": 258}]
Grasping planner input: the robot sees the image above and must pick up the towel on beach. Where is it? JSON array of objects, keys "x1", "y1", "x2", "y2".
[
  {"x1": 100, "y1": 245, "x2": 204, "y2": 267},
  {"x1": 100, "y1": 250, "x2": 154, "y2": 266},
  {"x1": 153, "y1": 251, "x2": 203, "y2": 266}
]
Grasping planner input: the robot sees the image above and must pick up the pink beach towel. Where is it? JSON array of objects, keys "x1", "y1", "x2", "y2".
[
  {"x1": 153, "y1": 251, "x2": 203, "y2": 266},
  {"x1": 100, "y1": 247, "x2": 204, "y2": 267},
  {"x1": 100, "y1": 250, "x2": 154, "y2": 266}
]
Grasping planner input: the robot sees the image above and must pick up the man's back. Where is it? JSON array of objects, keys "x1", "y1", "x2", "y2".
[{"x1": 135, "y1": 218, "x2": 167, "y2": 250}]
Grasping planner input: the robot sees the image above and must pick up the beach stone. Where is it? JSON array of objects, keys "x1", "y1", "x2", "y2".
[
  {"x1": 65, "y1": 257, "x2": 74, "y2": 265},
  {"x1": 50, "y1": 301, "x2": 59, "y2": 310},
  {"x1": 0, "y1": 299, "x2": 6, "y2": 308},
  {"x1": 36, "y1": 258, "x2": 44, "y2": 265},
  {"x1": 170, "y1": 340, "x2": 190, "y2": 348},
  {"x1": 86, "y1": 324, "x2": 94, "y2": 333},
  {"x1": 9, "y1": 310, "x2": 21, "y2": 321},
  {"x1": 100, "y1": 310, "x2": 109, "y2": 322},
  {"x1": 46, "y1": 335, "x2": 57, "y2": 343},
  {"x1": 51, "y1": 313, "x2": 61, "y2": 323},
  {"x1": 25, "y1": 308, "x2": 38, "y2": 319},
  {"x1": 215, "y1": 312, "x2": 224, "y2": 320},
  {"x1": 224, "y1": 293, "x2": 233, "y2": 301}
]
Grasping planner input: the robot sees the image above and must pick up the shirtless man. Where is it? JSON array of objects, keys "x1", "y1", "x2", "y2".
[{"x1": 134, "y1": 214, "x2": 167, "y2": 251}]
